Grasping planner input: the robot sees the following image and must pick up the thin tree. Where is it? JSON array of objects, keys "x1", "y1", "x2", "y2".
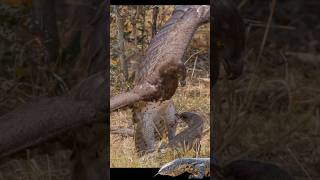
[
  {"x1": 151, "y1": 6, "x2": 159, "y2": 38},
  {"x1": 114, "y1": 6, "x2": 128, "y2": 80},
  {"x1": 140, "y1": 6, "x2": 146, "y2": 52},
  {"x1": 130, "y1": 6, "x2": 139, "y2": 47}
]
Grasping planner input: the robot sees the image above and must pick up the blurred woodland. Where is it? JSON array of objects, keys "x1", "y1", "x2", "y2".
[
  {"x1": 216, "y1": 0, "x2": 320, "y2": 179},
  {"x1": 110, "y1": 5, "x2": 210, "y2": 168},
  {"x1": 0, "y1": 1, "x2": 107, "y2": 179}
]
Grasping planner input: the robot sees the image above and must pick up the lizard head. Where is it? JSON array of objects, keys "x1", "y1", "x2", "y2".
[{"x1": 156, "y1": 159, "x2": 187, "y2": 177}]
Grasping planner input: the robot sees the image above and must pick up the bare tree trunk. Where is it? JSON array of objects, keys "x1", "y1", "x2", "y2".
[
  {"x1": 129, "y1": 6, "x2": 142, "y2": 80},
  {"x1": 114, "y1": 6, "x2": 128, "y2": 80},
  {"x1": 152, "y1": 6, "x2": 159, "y2": 38},
  {"x1": 131, "y1": 6, "x2": 139, "y2": 47},
  {"x1": 75, "y1": 1, "x2": 108, "y2": 81},
  {"x1": 140, "y1": 6, "x2": 146, "y2": 52}
]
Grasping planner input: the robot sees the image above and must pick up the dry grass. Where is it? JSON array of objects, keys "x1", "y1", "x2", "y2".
[
  {"x1": 0, "y1": 149, "x2": 72, "y2": 180},
  {"x1": 217, "y1": 57, "x2": 320, "y2": 178},
  {"x1": 216, "y1": 1, "x2": 320, "y2": 178}
]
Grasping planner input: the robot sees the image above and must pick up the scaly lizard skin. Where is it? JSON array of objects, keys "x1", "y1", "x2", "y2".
[
  {"x1": 157, "y1": 159, "x2": 294, "y2": 180},
  {"x1": 111, "y1": 5, "x2": 209, "y2": 111},
  {"x1": 160, "y1": 112, "x2": 204, "y2": 151},
  {"x1": 132, "y1": 5, "x2": 210, "y2": 155},
  {"x1": 156, "y1": 158, "x2": 210, "y2": 179}
]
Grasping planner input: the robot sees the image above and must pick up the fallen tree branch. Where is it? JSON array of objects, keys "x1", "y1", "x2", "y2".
[{"x1": 0, "y1": 72, "x2": 107, "y2": 158}]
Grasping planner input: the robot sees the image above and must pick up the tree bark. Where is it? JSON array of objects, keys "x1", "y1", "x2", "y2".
[
  {"x1": 152, "y1": 6, "x2": 159, "y2": 38},
  {"x1": 114, "y1": 6, "x2": 128, "y2": 80}
]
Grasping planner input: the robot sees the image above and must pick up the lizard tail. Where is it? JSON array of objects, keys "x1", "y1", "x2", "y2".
[{"x1": 110, "y1": 91, "x2": 141, "y2": 111}]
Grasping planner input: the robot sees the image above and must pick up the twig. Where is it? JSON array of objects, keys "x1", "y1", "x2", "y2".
[
  {"x1": 285, "y1": 52, "x2": 320, "y2": 64},
  {"x1": 244, "y1": 19, "x2": 296, "y2": 30},
  {"x1": 202, "y1": 128, "x2": 210, "y2": 135},
  {"x1": 280, "y1": 52, "x2": 292, "y2": 112},
  {"x1": 198, "y1": 78, "x2": 210, "y2": 83},
  {"x1": 256, "y1": 0, "x2": 277, "y2": 65},
  {"x1": 110, "y1": 127, "x2": 134, "y2": 137},
  {"x1": 184, "y1": 50, "x2": 203, "y2": 65},
  {"x1": 249, "y1": 23, "x2": 296, "y2": 30},
  {"x1": 191, "y1": 56, "x2": 198, "y2": 80},
  {"x1": 287, "y1": 147, "x2": 312, "y2": 180},
  {"x1": 238, "y1": 0, "x2": 249, "y2": 10}
]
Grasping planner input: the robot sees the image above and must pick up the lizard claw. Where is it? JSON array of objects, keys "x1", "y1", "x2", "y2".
[
  {"x1": 188, "y1": 163, "x2": 206, "y2": 179},
  {"x1": 188, "y1": 174, "x2": 204, "y2": 179}
]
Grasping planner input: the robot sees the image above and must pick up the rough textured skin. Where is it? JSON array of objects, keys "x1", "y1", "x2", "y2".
[
  {"x1": 134, "y1": 5, "x2": 209, "y2": 101},
  {"x1": 158, "y1": 159, "x2": 293, "y2": 180},
  {"x1": 110, "y1": 6, "x2": 209, "y2": 112},
  {"x1": 133, "y1": 100, "x2": 178, "y2": 154},
  {"x1": 156, "y1": 158, "x2": 210, "y2": 179},
  {"x1": 160, "y1": 112, "x2": 204, "y2": 151}
]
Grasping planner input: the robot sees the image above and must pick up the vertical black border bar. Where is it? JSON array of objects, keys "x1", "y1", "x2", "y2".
[
  {"x1": 106, "y1": 0, "x2": 110, "y2": 180},
  {"x1": 210, "y1": 0, "x2": 214, "y2": 179}
]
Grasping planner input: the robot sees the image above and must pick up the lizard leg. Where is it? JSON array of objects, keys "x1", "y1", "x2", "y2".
[
  {"x1": 134, "y1": 108, "x2": 157, "y2": 155},
  {"x1": 164, "y1": 100, "x2": 178, "y2": 141},
  {"x1": 178, "y1": 63, "x2": 187, "y2": 87}
]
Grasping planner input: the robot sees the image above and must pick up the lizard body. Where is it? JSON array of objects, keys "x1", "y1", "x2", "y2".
[
  {"x1": 158, "y1": 159, "x2": 293, "y2": 180},
  {"x1": 160, "y1": 112, "x2": 204, "y2": 151},
  {"x1": 132, "y1": 6, "x2": 209, "y2": 155},
  {"x1": 156, "y1": 158, "x2": 210, "y2": 179}
]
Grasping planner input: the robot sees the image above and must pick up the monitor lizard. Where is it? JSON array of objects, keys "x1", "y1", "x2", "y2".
[
  {"x1": 157, "y1": 158, "x2": 293, "y2": 179},
  {"x1": 156, "y1": 158, "x2": 210, "y2": 179}
]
